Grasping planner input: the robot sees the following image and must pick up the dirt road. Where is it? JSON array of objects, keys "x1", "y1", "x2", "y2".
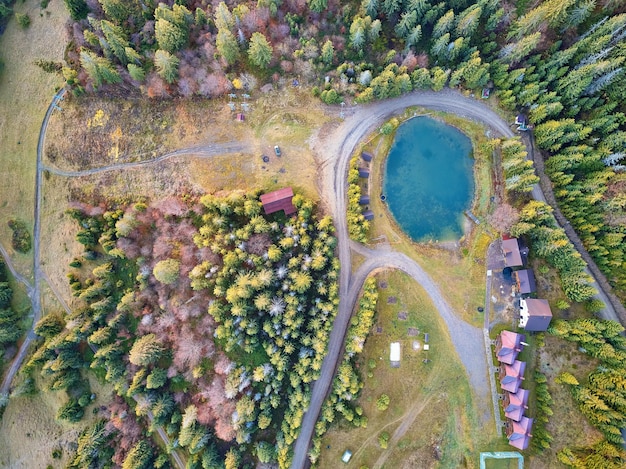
[{"x1": 0, "y1": 89, "x2": 65, "y2": 397}]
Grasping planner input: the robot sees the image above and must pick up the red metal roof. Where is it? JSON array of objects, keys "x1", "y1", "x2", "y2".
[{"x1": 260, "y1": 187, "x2": 296, "y2": 215}]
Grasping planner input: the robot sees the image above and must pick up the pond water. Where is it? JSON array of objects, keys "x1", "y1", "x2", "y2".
[{"x1": 383, "y1": 116, "x2": 474, "y2": 242}]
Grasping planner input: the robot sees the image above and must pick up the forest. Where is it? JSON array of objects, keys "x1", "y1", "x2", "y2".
[
  {"x1": 53, "y1": 0, "x2": 626, "y2": 305},
  {"x1": 18, "y1": 191, "x2": 344, "y2": 468}
]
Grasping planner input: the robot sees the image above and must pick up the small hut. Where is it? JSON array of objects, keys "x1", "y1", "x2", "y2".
[
  {"x1": 358, "y1": 167, "x2": 370, "y2": 178},
  {"x1": 514, "y1": 269, "x2": 537, "y2": 295},
  {"x1": 359, "y1": 195, "x2": 370, "y2": 205},
  {"x1": 260, "y1": 187, "x2": 296, "y2": 216},
  {"x1": 363, "y1": 210, "x2": 374, "y2": 220},
  {"x1": 361, "y1": 151, "x2": 373, "y2": 162},
  {"x1": 390, "y1": 342, "x2": 401, "y2": 367}
]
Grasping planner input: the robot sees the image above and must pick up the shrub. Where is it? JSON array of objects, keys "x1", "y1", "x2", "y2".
[
  {"x1": 153, "y1": 259, "x2": 180, "y2": 285},
  {"x1": 556, "y1": 299, "x2": 570, "y2": 310},
  {"x1": 57, "y1": 398, "x2": 84, "y2": 422},
  {"x1": 8, "y1": 219, "x2": 32, "y2": 253},
  {"x1": 376, "y1": 393, "x2": 390, "y2": 411},
  {"x1": 585, "y1": 299, "x2": 606, "y2": 314},
  {"x1": 378, "y1": 431, "x2": 390, "y2": 449},
  {"x1": 15, "y1": 13, "x2": 31, "y2": 28}
]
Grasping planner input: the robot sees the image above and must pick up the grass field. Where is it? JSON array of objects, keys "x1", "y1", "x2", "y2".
[
  {"x1": 361, "y1": 110, "x2": 496, "y2": 327},
  {"x1": 0, "y1": 374, "x2": 114, "y2": 468},
  {"x1": 0, "y1": 0, "x2": 66, "y2": 278},
  {"x1": 318, "y1": 271, "x2": 494, "y2": 469}
]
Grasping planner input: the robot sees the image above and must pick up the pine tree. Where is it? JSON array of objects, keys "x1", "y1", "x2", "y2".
[
  {"x1": 63, "y1": 0, "x2": 89, "y2": 21},
  {"x1": 129, "y1": 334, "x2": 164, "y2": 366},
  {"x1": 216, "y1": 29, "x2": 240, "y2": 65},
  {"x1": 308, "y1": 0, "x2": 328, "y2": 13},
  {"x1": 248, "y1": 32, "x2": 273, "y2": 69},
  {"x1": 98, "y1": 0, "x2": 140, "y2": 25},
  {"x1": 101, "y1": 20, "x2": 129, "y2": 64},
  {"x1": 80, "y1": 49, "x2": 121, "y2": 88},
  {"x1": 321, "y1": 40, "x2": 334, "y2": 65},
  {"x1": 122, "y1": 440, "x2": 154, "y2": 469},
  {"x1": 155, "y1": 20, "x2": 184, "y2": 54}
]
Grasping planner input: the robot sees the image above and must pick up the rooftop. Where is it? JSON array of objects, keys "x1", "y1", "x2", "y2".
[
  {"x1": 519, "y1": 298, "x2": 553, "y2": 332},
  {"x1": 496, "y1": 330, "x2": 526, "y2": 365},
  {"x1": 515, "y1": 269, "x2": 536, "y2": 294},
  {"x1": 260, "y1": 187, "x2": 296, "y2": 216},
  {"x1": 502, "y1": 238, "x2": 524, "y2": 267}
]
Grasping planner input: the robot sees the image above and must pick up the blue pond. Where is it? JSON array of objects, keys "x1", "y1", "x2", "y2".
[{"x1": 383, "y1": 117, "x2": 474, "y2": 242}]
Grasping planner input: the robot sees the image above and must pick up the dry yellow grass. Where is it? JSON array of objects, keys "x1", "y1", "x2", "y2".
[
  {"x1": 318, "y1": 271, "x2": 488, "y2": 469},
  {"x1": 0, "y1": 0, "x2": 66, "y2": 278},
  {"x1": 0, "y1": 374, "x2": 114, "y2": 469}
]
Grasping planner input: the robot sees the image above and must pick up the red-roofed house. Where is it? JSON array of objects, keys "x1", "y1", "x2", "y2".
[
  {"x1": 499, "y1": 360, "x2": 526, "y2": 393},
  {"x1": 506, "y1": 416, "x2": 533, "y2": 450},
  {"x1": 260, "y1": 187, "x2": 296, "y2": 216},
  {"x1": 495, "y1": 330, "x2": 526, "y2": 365},
  {"x1": 504, "y1": 388, "x2": 529, "y2": 422}
]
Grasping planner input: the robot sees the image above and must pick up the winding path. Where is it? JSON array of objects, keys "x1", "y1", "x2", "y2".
[
  {"x1": 0, "y1": 89, "x2": 65, "y2": 397},
  {"x1": 42, "y1": 142, "x2": 250, "y2": 177}
]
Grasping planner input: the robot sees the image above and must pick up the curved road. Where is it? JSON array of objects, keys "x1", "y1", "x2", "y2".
[
  {"x1": 0, "y1": 89, "x2": 65, "y2": 397},
  {"x1": 291, "y1": 90, "x2": 520, "y2": 469}
]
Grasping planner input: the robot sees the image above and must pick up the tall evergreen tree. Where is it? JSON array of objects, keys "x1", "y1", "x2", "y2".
[
  {"x1": 63, "y1": 0, "x2": 89, "y2": 21},
  {"x1": 248, "y1": 32, "x2": 273, "y2": 68}
]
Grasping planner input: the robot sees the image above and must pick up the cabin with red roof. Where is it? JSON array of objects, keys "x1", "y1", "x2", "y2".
[
  {"x1": 499, "y1": 360, "x2": 526, "y2": 394},
  {"x1": 495, "y1": 330, "x2": 526, "y2": 365},
  {"x1": 506, "y1": 416, "x2": 533, "y2": 450},
  {"x1": 504, "y1": 388, "x2": 529, "y2": 422},
  {"x1": 260, "y1": 187, "x2": 296, "y2": 216}
]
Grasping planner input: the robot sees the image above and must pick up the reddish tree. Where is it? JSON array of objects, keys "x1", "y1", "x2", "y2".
[{"x1": 489, "y1": 203, "x2": 520, "y2": 233}]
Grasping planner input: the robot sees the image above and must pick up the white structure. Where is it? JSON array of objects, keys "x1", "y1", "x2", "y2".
[
  {"x1": 390, "y1": 342, "x2": 401, "y2": 366},
  {"x1": 519, "y1": 298, "x2": 552, "y2": 332},
  {"x1": 342, "y1": 450, "x2": 352, "y2": 463}
]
